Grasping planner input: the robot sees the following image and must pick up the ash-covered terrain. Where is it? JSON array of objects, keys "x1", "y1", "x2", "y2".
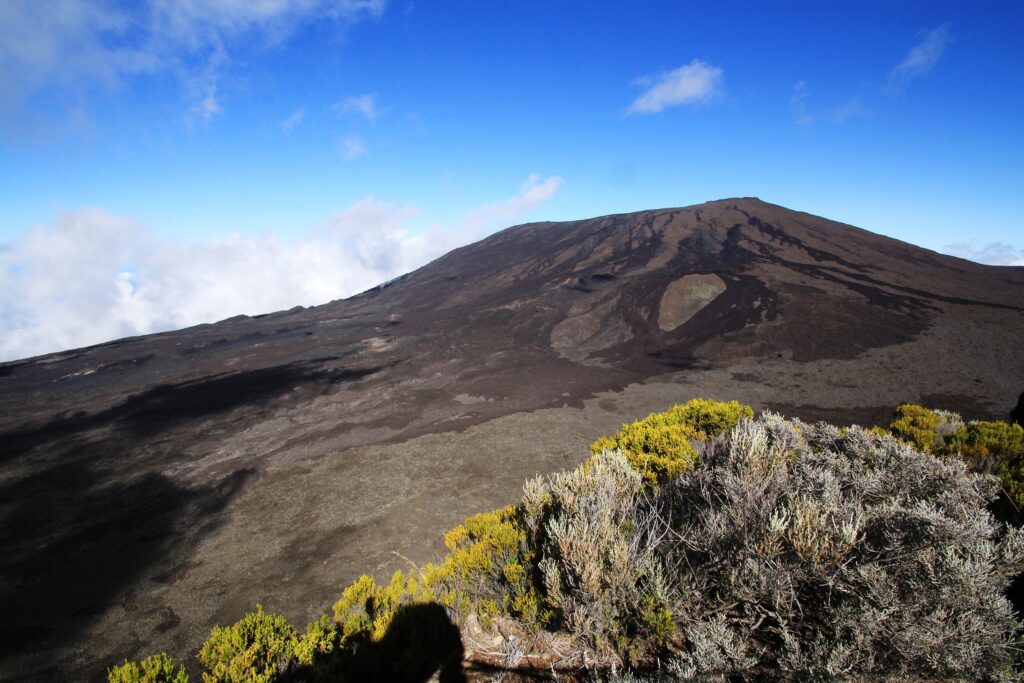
[{"x1": 2, "y1": 198, "x2": 1023, "y2": 681}]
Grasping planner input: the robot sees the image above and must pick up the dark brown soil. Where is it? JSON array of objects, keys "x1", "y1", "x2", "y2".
[{"x1": 1, "y1": 198, "x2": 1023, "y2": 681}]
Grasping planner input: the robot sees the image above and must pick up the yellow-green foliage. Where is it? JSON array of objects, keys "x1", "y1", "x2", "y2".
[
  {"x1": 665, "y1": 398, "x2": 755, "y2": 437},
  {"x1": 433, "y1": 505, "x2": 546, "y2": 625},
  {"x1": 198, "y1": 605, "x2": 296, "y2": 683},
  {"x1": 591, "y1": 398, "x2": 753, "y2": 486},
  {"x1": 887, "y1": 404, "x2": 1024, "y2": 508},
  {"x1": 292, "y1": 614, "x2": 341, "y2": 679},
  {"x1": 108, "y1": 653, "x2": 189, "y2": 683},
  {"x1": 888, "y1": 404, "x2": 941, "y2": 452},
  {"x1": 332, "y1": 570, "x2": 433, "y2": 643},
  {"x1": 638, "y1": 595, "x2": 675, "y2": 647},
  {"x1": 946, "y1": 420, "x2": 1024, "y2": 462},
  {"x1": 947, "y1": 421, "x2": 1024, "y2": 502},
  {"x1": 441, "y1": 506, "x2": 522, "y2": 579}
]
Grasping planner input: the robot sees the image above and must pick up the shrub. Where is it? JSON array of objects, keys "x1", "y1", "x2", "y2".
[
  {"x1": 198, "y1": 605, "x2": 296, "y2": 683},
  {"x1": 946, "y1": 420, "x2": 1024, "y2": 473},
  {"x1": 886, "y1": 405, "x2": 1024, "y2": 509},
  {"x1": 516, "y1": 412, "x2": 1024, "y2": 677},
  {"x1": 591, "y1": 399, "x2": 753, "y2": 486},
  {"x1": 518, "y1": 451, "x2": 676, "y2": 665},
  {"x1": 333, "y1": 571, "x2": 429, "y2": 642},
  {"x1": 888, "y1": 403, "x2": 942, "y2": 452},
  {"x1": 653, "y1": 414, "x2": 1024, "y2": 679},
  {"x1": 428, "y1": 505, "x2": 549, "y2": 626},
  {"x1": 292, "y1": 614, "x2": 341, "y2": 680},
  {"x1": 108, "y1": 653, "x2": 189, "y2": 683},
  {"x1": 109, "y1": 399, "x2": 1024, "y2": 682}
]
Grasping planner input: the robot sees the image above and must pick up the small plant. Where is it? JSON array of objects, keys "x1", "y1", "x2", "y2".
[
  {"x1": 108, "y1": 653, "x2": 189, "y2": 683},
  {"x1": 198, "y1": 604, "x2": 296, "y2": 683}
]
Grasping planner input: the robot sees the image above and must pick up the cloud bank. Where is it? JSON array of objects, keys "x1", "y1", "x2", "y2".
[
  {"x1": 628, "y1": 60, "x2": 723, "y2": 114},
  {"x1": 0, "y1": 176, "x2": 563, "y2": 362}
]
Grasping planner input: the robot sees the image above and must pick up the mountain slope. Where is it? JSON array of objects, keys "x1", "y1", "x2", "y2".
[{"x1": 2, "y1": 198, "x2": 1023, "y2": 681}]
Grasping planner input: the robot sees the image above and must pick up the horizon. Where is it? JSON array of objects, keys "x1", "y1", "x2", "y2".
[{"x1": 2, "y1": 1, "x2": 1023, "y2": 361}]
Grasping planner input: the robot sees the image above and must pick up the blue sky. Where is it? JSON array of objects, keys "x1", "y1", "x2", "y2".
[{"x1": 1, "y1": 1, "x2": 1022, "y2": 360}]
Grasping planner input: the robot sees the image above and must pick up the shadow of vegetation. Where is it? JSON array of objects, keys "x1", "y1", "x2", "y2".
[
  {"x1": 0, "y1": 360, "x2": 382, "y2": 463},
  {"x1": 0, "y1": 456, "x2": 254, "y2": 669},
  {"x1": 0, "y1": 359, "x2": 383, "y2": 679},
  {"x1": 291, "y1": 603, "x2": 467, "y2": 683}
]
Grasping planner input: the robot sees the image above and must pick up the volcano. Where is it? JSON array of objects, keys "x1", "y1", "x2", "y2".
[{"x1": 2, "y1": 198, "x2": 1023, "y2": 680}]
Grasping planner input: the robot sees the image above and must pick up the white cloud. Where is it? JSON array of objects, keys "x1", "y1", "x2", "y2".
[
  {"x1": 628, "y1": 60, "x2": 723, "y2": 114},
  {"x1": 462, "y1": 175, "x2": 564, "y2": 233},
  {"x1": 0, "y1": 0, "x2": 386, "y2": 123},
  {"x1": 0, "y1": 175, "x2": 564, "y2": 362},
  {"x1": 280, "y1": 107, "x2": 305, "y2": 132},
  {"x1": 340, "y1": 134, "x2": 368, "y2": 159},
  {"x1": 889, "y1": 25, "x2": 952, "y2": 90},
  {"x1": 943, "y1": 241, "x2": 1024, "y2": 266},
  {"x1": 337, "y1": 93, "x2": 379, "y2": 120}
]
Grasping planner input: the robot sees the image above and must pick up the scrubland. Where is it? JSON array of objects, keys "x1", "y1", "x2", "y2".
[{"x1": 110, "y1": 400, "x2": 1024, "y2": 682}]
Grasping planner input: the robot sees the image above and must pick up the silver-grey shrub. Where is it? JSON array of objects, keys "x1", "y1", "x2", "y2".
[
  {"x1": 522, "y1": 452, "x2": 674, "y2": 662},
  {"x1": 522, "y1": 413, "x2": 1024, "y2": 680},
  {"x1": 663, "y1": 414, "x2": 1024, "y2": 679}
]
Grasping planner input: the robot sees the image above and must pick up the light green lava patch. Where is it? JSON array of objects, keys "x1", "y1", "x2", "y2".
[{"x1": 658, "y1": 273, "x2": 727, "y2": 331}]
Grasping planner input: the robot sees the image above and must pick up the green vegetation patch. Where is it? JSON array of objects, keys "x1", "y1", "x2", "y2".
[{"x1": 591, "y1": 398, "x2": 753, "y2": 485}]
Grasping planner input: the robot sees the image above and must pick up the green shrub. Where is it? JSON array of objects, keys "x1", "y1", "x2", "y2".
[
  {"x1": 946, "y1": 420, "x2": 1024, "y2": 471},
  {"x1": 332, "y1": 569, "x2": 437, "y2": 645},
  {"x1": 197, "y1": 604, "x2": 296, "y2": 683},
  {"x1": 108, "y1": 653, "x2": 189, "y2": 683},
  {"x1": 887, "y1": 405, "x2": 1024, "y2": 509},
  {"x1": 292, "y1": 614, "x2": 341, "y2": 680},
  {"x1": 888, "y1": 403, "x2": 941, "y2": 452},
  {"x1": 591, "y1": 399, "x2": 753, "y2": 486}
]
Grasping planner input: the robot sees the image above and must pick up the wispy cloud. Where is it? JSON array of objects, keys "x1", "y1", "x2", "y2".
[
  {"x1": 0, "y1": 174, "x2": 564, "y2": 361},
  {"x1": 462, "y1": 174, "x2": 564, "y2": 233},
  {"x1": 943, "y1": 241, "x2": 1024, "y2": 266},
  {"x1": 889, "y1": 25, "x2": 952, "y2": 90},
  {"x1": 628, "y1": 60, "x2": 723, "y2": 114},
  {"x1": 0, "y1": 0, "x2": 386, "y2": 128},
  {"x1": 280, "y1": 107, "x2": 305, "y2": 132},
  {"x1": 337, "y1": 93, "x2": 379, "y2": 120},
  {"x1": 791, "y1": 81, "x2": 867, "y2": 125},
  {"x1": 340, "y1": 134, "x2": 368, "y2": 159},
  {"x1": 193, "y1": 85, "x2": 223, "y2": 122},
  {"x1": 791, "y1": 81, "x2": 814, "y2": 125}
]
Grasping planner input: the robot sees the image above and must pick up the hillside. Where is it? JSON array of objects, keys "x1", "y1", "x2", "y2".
[{"x1": 2, "y1": 198, "x2": 1023, "y2": 681}]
